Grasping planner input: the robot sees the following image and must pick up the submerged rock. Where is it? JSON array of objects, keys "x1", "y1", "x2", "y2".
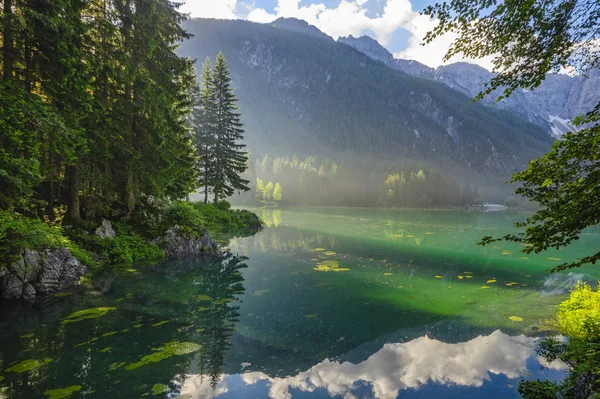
[
  {"x1": 95, "y1": 219, "x2": 116, "y2": 239},
  {"x1": 0, "y1": 247, "x2": 86, "y2": 301},
  {"x1": 161, "y1": 225, "x2": 218, "y2": 258}
]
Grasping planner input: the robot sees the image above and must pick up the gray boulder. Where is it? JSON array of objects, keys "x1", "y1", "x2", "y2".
[
  {"x1": 161, "y1": 225, "x2": 218, "y2": 258},
  {"x1": 36, "y1": 247, "x2": 86, "y2": 294},
  {"x1": 0, "y1": 247, "x2": 86, "y2": 301},
  {"x1": 22, "y1": 283, "x2": 36, "y2": 300},
  {"x1": 95, "y1": 219, "x2": 116, "y2": 239},
  {"x1": 1, "y1": 275, "x2": 23, "y2": 300}
]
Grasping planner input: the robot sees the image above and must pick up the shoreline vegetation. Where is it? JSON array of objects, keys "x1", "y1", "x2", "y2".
[{"x1": 0, "y1": 200, "x2": 261, "y2": 301}]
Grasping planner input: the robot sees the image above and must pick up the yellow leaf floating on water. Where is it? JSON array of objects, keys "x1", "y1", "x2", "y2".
[
  {"x1": 425, "y1": 232, "x2": 435, "y2": 235},
  {"x1": 509, "y1": 316, "x2": 524, "y2": 322},
  {"x1": 384, "y1": 273, "x2": 393, "y2": 276},
  {"x1": 313, "y1": 248, "x2": 325, "y2": 251},
  {"x1": 486, "y1": 279, "x2": 497, "y2": 284},
  {"x1": 465, "y1": 276, "x2": 473, "y2": 279},
  {"x1": 252, "y1": 290, "x2": 269, "y2": 296},
  {"x1": 506, "y1": 282, "x2": 519, "y2": 286},
  {"x1": 303, "y1": 314, "x2": 318, "y2": 319},
  {"x1": 314, "y1": 260, "x2": 348, "y2": 272},
  {"x1": 435, "y1": 276, "x2": 443, "y2": 279},
  {"x1": 324, "y1": 251, "x2": 336, "y2": 256},
  {"x1": 501, "y1": 250, "x2": 512, "y2": 255},
  {"x1": 457, "y1": 276, "x2": 464, "y2": 280},
  {"x1": 481, "y1": 286, "x2": 490, "y2": 289},
  {"x1": 547, "y1": 257, "x2": 561, "y2": 261}
]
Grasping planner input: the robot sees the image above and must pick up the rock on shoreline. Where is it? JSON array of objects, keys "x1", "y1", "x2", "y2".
[
  {"x1": 0, "y1": 247, "x2": 86, "y2": 301},
  {"x1": 159, "y1": 225, "x2": 218, "y2": 258}
]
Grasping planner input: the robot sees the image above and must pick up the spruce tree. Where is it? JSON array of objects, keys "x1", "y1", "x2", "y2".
[
  {"x1": 211, "y1": 52, "x2": 249, "y2": 203},
  {"x1": 191, "y1": 57, "x2": 217, "y2": 204}
]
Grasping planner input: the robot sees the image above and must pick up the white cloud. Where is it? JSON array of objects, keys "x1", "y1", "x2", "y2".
[
  {"x1": 180, "y1": 0, "x2": 239, "y2": 19},
  {"x1": 179, "y1": 330, "x2": 566, "y2": 399},
  {"x1": 183, "y1": 0, "x2": 495, "y2": 70}
]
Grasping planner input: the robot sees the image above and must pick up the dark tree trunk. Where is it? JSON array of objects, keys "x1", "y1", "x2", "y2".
[
  {"x1": 3, "y1": 0, "x2": 14, "y2": 80},
  {"x1": 66, "y1": 165, "x2": 81, "y2": 223}
]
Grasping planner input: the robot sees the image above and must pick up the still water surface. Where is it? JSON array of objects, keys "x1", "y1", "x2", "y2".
[{"x1": 1, "y1": 207, "x2": 599, "y2": 398}]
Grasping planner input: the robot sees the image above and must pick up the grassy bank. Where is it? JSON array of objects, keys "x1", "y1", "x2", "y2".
[{"x1": 0, "y1": 201, "x2": 261, "y2": 269}]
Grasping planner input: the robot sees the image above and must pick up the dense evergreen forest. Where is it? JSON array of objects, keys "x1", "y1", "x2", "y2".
[
  {"x1": 0, "y1": 0, "x2": 197, "y2": 220},
  {"x1": 0, "y1": 0, "x2": 259, "y2": 285}
]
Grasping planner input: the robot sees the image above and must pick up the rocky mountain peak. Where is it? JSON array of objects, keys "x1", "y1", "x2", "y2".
[
  {"x1": 271, "y1": 17, "x2": 331, "y2": 40},
  {"x1": 338, "y1": 35, "x2": 394, "y2": 64}
]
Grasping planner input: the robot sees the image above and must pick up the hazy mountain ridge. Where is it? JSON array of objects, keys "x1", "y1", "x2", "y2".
[
  {"x1": 339, "y1": 34, "x2": 600, "y2": 137},
  {"x1": 180, "y1": 18, "x2": 553, "y2": 174}
]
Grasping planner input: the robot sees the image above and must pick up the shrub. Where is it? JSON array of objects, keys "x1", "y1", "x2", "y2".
[
  {"x1": 0, "y1": 210, "x2": 94, "y2": 266},
  {"x1": 104, "y1": 235, "x2": 164, "y2": 265},
  {"x1": 163, "y1": 202, "x2": 206, "y2": 238},
  {"x1": 216, "y1": 200, "x2": 231, "y2": 210},
  {"x1": 519, "y1": 282, "x2": 600, "y2": 399},
  {"x1": 557, "y1": 282, "x2": 600, "y2": 338}
]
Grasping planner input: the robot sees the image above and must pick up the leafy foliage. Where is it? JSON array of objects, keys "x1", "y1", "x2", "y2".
[
  {"x1": 519, "y1": 283, "x2": 600, "y2": 399},
  {"x1": 423, "y1": 0, "x2": 599, "y2": 100}
]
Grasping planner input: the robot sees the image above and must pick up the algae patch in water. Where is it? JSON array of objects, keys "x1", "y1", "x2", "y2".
[
  {"x1": 61, "y1": 307, "x2": 116, "y2": 325},
  {"x1": 125, "y1": 341, "x2": 201, "y2": 370},
  {"x1": 44, "y1": 385, "x2": 82, "y2": 399},
  {"x1": 152, "y1": 320, "x2": 170, "y2": 327},
  {"x1": 5, "y1": 358, "x2": 52, "y2": 373},
  {"x1": 150, "y1": 384, "x2": 169, "y2": 395}
]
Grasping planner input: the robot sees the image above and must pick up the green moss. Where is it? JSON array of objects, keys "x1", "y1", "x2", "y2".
[
  {"x1": 61, "y1": 307, "x2": 116, "y2": 325},
  {"x1": 44, "y1": 385, "x2": 82, "y2": 399},
  {"x1": 5, "y1": 358, "x2": 52, "y2": 373},
  {"x1": 124, "y1": 341, "x2": 201, "y2": 371}
]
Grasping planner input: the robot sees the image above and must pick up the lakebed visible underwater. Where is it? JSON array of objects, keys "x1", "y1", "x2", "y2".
[{"x1": 1, "y1": 207, "x2": 598, "y2": 398}]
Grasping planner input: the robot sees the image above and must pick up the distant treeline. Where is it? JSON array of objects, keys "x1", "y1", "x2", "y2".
[{"x1": 230, "y1": 154, "x2": 482, "y2": 207}]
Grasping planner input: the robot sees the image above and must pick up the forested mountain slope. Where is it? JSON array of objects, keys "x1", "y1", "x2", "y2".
[{"x1": 180, "y1": 18, "x2": 554, "y2": 174}]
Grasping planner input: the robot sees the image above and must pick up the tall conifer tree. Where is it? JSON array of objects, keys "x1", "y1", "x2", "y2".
[
  {"x1": 210, "y1": 52, "x2": 249, "y2": 203},
  {"x1": 191, "y1": 57, "x2": 217, "y2": 204}
]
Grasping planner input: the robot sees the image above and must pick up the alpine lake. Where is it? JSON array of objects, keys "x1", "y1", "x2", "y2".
[{"x1": 1, "y1": 207, "x2": 599, "y2": 399}]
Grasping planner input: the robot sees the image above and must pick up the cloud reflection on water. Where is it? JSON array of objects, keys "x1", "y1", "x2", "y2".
[{"x1": 180, "y1": 330, "x2": 565, "y2": 399}]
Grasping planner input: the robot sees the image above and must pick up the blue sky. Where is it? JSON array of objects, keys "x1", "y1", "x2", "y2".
[{"x1": 180, "y1": 0, "x2": 494, "y2": 70}]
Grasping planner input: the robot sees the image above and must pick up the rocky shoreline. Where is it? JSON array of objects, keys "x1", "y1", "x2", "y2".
[{"x1": 0, "y1": 220, "x2": 221, "y2": 301}]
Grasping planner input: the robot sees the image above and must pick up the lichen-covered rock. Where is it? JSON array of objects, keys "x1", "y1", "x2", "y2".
[
  {"x1": 1, "y1": 275, "x2": 23, "y2": 300},
  {"x1": 22, "y1": 283, "x2": 36, "y2": 300},
  {"x1": 161, "y1": 225, "x2": 218, "y2": 258},
  {"x1": 95, "y1": 219, "x2": 116, "y2": 239},
  {"x1": 0, "y1": 247, "x2": 86, "y2": 301},
  {"x1": 36, "y1": 248, "x2": 86, "y2": 295}
]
